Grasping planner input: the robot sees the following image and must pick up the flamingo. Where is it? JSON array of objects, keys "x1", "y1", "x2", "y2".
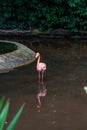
[{"x1": 36, "y1": 52, "x2": 46, "y2": 83}]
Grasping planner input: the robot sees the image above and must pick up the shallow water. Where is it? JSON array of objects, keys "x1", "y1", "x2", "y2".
[{"x1": 0, "y1": 37, "x2": 87, "y2": 130}]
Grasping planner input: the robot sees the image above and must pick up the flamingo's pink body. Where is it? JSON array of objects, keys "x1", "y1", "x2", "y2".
[{"x1": 36, "y1": 52, "x2": 46, "y2": 83}]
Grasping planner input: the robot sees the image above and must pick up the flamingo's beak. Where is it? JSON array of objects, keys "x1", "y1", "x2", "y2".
[{"x1": 36, "y1": 53, "x2": 38, "y2": 58}]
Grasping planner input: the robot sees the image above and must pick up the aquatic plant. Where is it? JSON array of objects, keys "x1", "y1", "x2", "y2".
[
  {"x1": 84, "y1": 86, "x2": 87, "y2": 94},
  {"x1": 0, "y1": 97, "x2": 25, "y2": 130}
]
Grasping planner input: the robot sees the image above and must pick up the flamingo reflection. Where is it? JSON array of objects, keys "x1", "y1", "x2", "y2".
[{"x1": 37, "y1": 82, "x2": 47, "y2": 112}]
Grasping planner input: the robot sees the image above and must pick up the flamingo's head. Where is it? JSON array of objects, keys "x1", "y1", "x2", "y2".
[{"x1": 36, "y1": 52, "x2": 40, "y2": 58}]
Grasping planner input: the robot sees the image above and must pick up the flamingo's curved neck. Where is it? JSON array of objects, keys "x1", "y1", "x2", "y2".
[{"x1": 37, "y1": 55, "x2": 40, "y2": 65}]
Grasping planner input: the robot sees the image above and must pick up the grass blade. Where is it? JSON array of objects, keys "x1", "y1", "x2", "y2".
[
  {"x1": 0, "y1": 97, "x2": 5, "y2": 111},
  {"x1": 7, "y1": 104, "x2": 25, "y2": 130},
  {"x1": 0, "y1": 100, "x2": 9, "y2": 130}
]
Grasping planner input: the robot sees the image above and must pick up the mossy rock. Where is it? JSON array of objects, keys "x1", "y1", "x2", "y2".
[{"x1": 0, "y1": 40, "x2": 36, "y2": 73}]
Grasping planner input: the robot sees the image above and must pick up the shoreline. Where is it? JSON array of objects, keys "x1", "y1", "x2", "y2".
[{"x1": 0, "y1": 29, "x2": 87, "y2": 39}]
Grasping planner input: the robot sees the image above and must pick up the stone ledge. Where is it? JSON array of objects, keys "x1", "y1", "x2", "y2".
[
  {"x1": 0, "y1": 29, "x2": 87, "y2": 39},
  {"x1": 0, "y1": 40, "x2": 36, "y2": 73}
]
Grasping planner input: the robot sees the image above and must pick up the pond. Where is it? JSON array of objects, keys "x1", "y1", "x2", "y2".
[{"x1": 0, "y1": 36, "x2": 87, "y2": 130}]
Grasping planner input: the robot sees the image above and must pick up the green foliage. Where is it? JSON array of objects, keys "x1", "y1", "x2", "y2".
[
  {"x1": 0, "y1": 0, "x2": 87, "y2": 32},
  {"x1": 0, "y1": 97, "x2": 4, "y2": 110},
  {"x1": 6, "y1": 104, "x2": 25, "y2": 130},
  {"x1": 0, "y1": 98, "x2": 9, "y2": 130},
  {"x1": 0, "y1": 97, "x2": 25, "y2": 130}
]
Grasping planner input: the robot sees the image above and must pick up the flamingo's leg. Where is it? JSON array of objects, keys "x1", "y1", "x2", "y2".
[
  {"x1": 38, "y1": 71, "x2": 40, "y2": 83},
  {"x1": 41, "y1": 71, "x2": 44, "y2": 83}
]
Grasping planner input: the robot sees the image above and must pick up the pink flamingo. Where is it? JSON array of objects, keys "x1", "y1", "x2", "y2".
[{"x1": 36, "y1": 52, "x2": 46, "y2": 83}]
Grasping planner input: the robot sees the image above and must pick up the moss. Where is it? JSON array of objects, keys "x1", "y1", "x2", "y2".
[{"x1": 0, "y1": 42, "x2": 17, "y2": 54}]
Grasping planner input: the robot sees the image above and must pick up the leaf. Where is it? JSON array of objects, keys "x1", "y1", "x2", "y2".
[
  {"x1": 0, "y1": 100, "x2": 9, "y2": 130},
  {"x1": 6, "y1": 104, "x2": 25, "y2": 130},
  {"x1": 0, "y1": 97, "x2": 5, "y2": 111}
]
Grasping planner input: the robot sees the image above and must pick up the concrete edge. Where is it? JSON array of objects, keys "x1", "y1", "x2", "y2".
[{"x1": 0, "y1": 40, "x2": 36, "y2": 72}]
